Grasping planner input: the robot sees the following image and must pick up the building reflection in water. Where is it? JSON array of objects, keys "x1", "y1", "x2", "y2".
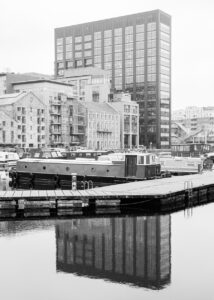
[{"x1": 56, "y1": 215, "x2": 171, "y2": 289}]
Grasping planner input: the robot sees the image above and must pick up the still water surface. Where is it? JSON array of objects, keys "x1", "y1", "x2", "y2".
[{"x1": 0, "y1": 203, "x2": 214, "y2": 300}]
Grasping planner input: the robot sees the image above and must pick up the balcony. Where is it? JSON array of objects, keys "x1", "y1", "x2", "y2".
[
  {"x1": 50, "y1": 110, "x2": 61, "y2": 115},
  {"x1": 97, "y1": 128, "x2": 112, "y2": 133},
  {"x1": 51, "y1": 129, "x2": 61, "y2": 135}
]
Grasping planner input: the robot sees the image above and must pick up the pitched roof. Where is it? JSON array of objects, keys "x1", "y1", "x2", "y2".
[
  {"x1": 0, "y1": 91, "x2": 28, "y2": 106},
  {"x1": 83, "y1": 102, "x2": 118, "y2": 114},
  {"x1": 0, "y1": 110, "x2": 16, "y2": 122},
  {"x1": 63, "y1": 67, "x2": 108, "y2": 78},
  {"x1": 12, "y1": 79, "x2": 73, "y2": 87}
]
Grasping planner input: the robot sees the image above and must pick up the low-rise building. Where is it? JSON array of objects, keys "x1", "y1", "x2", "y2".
[
  {"x1": 0, "y1": 72, "x2": 52, "y2": 95},
  {"x1": 109, "y1": 93, "x2": 139, "y2": 149},
  {"x1": 0, "y1": 91, "x2": 46, "y2": 148},
  {"x1": 84, "y1": 102, "x2": 120, "y2": 150},
  {"x1": 11, "y1": 79, "x2": 74, "y2": 146},
  {"x1": 0, "y1": 111, "x2": 18, "y2": 146},
  {"x1": 50, "y1": 96, "x2": 86, "y2": 148},
  {"x1": 57, "y1": 67, "x2": 111, "y2": 102}
]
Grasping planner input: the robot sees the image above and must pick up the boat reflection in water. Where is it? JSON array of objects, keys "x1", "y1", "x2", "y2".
[{"x1": 56, "y1": 215, "x2": 171, "y2": 289}]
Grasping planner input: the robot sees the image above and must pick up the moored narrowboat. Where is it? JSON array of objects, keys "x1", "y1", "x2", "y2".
[{"x1": 10, "y1": 152, "x2": 161, "y2": 190}]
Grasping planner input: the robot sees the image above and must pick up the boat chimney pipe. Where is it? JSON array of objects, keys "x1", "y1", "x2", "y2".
[{"x1": 71, "y1": 173, "x2": 77, "y2": 190}]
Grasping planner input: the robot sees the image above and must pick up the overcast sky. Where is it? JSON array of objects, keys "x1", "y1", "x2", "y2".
[{"x1": 0, "y1": 0, "x2": 213, "y2": 110}]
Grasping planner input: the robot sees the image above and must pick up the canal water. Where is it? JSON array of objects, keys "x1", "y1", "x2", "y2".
[
  {"x1": 0, "y1": 204, "x2": 213, "y2": 300},
  {"x1": 0, "y1": 176, "x2": 214, "y2": 299}
]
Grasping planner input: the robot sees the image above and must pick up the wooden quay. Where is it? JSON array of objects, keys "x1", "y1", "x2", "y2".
[{"x1": 0, "y1": 171, "x2": 214, "y2": 217}]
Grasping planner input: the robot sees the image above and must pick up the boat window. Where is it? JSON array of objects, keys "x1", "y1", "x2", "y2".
[
  {"x1": 138, "y1": 156, "x2": 145, "y2": 164},
  {"x1": 52, "y1": 152, "x2": 57, "y2": 158},
  {"x1": 42, "y1": 152, "x2": 51, "y2": 158},
  {"x1": 98, "y1": 155, "x2": 110, "y2": 161},
  {"x1": 151, "y1": 155, "x2": 156, "y2": 163},
  {"x1": 34, "y1": 153, "x2": 40, "y2": 158},
  {"x1": 146, "y1": 156, "x2": 150, "y2": 164},
  {"x1": 86, "y1": 153, "x2": 91, "y2": 157}
]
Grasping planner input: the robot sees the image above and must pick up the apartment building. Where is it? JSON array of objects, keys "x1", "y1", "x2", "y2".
[
  {"x1": 109, "y1": 93, "x2": 139, "y2": 148},
  {"x1": 0, "y1": 111, "x2": 18, "y2": 146},
  {"x1": 84, "y1": 102, "x2": 120, "y2": 150},
  {"x1": 0, "y1": 91, "x2": 46, "y2": 148},
  {"x1": 11, "y1": 79, "x2": 74, "y2": 146},
  {"x1": 57, "y1": 67, "x2": 111, "y2": 102}
]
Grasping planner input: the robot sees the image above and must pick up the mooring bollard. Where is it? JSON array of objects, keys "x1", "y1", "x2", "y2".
[{"x1": 71, "y1": 173, "x2": 77, "y2": 190}]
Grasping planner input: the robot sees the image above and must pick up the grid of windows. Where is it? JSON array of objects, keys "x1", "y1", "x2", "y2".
[
  {"x1": 147, "y1": 22, "x2": 156, "y2": 83},
  {"x1": 114, "y1": 28, "x2": 123, "y2": 90},
  {"x1": 104, "y1": 30, "x2": 112, "y2": 78},
  {"x1": 94, "y1": 31, "x2": 102, "y2": 69},
  {"x1": 160, "y1": 22, "x2": 170, "y2": 144},
  {"x1": 65, "y1": 36, "x2": 73, "y2": 66},
  {"x1": 125, "y1": 26, "x2": 133, "y2": 87},
  {"x1": 55, "y1": 11, "x2": 171, "y2": 148}
]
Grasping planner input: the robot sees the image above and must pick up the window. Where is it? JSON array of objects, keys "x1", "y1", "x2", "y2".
[
  {"x1": 104, "y1": 54, "x2": 112, "y2": 62},
  {"x1": 125, "y1": 26, "x2": 133, "y2": 34},
  {"x1": 125, "y1": 51, "x2": 133, "y2": 60},
  {"x1": 125, "y1": 43, "x2": 133, "y2": 51},
  {"x1": 114, "y1": 36, "x2": 122, "y2": 44},
  {"x1": 115, "y1": 44, "x2": 122, "y2": 52},
  {"x1": 125, "y1": 35, "x2": 133, "y2": 43},
  {"x1": 57, "y1": 45, "x2": 63, "y2": 53},
  {"x1": 136, "y1": 24, "x2": 144, "y2": 33},
  {"x1": 126, "y1": 60, "x2": 133, "y2": 68},
  {"x1": 56, "y1": 38, "x2": 63, "y2": 45},
  {"x1": 66, "y1": 36, "x2": 72, "y2": 44},
  {"x1": 75, "y1": 60, "x2": 83, "y2": 67},
  {"x1": 57, "y1": 53, "x2": 63, "y2": 61},
  {"x1": 115, "y1": 53, "x2": 122, "y2": 61},
  {"x1": 57, "y1": 69, "x2": 64, "y2": 76},
  {"x1": 136, "y1": 32, "x2": 144, "y2": 41},
  {"x1": 94, "y1": 48, "x2": 101, "y2": 55},
  {"x1": 104, "y1": 30, "x2": 112, "y2": 38},
  {"x1": 66, "y1": 44, "x2": 72, "y2": 52},
  {"x1": 104, "y1": 38, "x2": 112, "y2": 46},
  {"x1": 94, "y1": 56, "x2": 101, "y2": 63},
  {"x1": 66, "y1": 52, "x2": 72, "y2": 59},
  {"x1": 147, "y1": 22, "x2": 156, "y2": 31},
  {"x1": 94, "y1": 32, "x2": 101, "y2": 39},
  {"x1": 104, "y1": 46, "x2": 112, "y2": 54},
  {"x1": 104, "y1": 62, "x2": 112, "y2": 69},
  {"x1": 75, "y1": 44, "x2": 82, "y2": 51},
  {"x1": 75, "y1": 52, "x2": 82, "y2": 58},
  {"x1": 136, "y1": 41, "x2": 144, "y2": 50},
  {"x1": 136, "y1": 67, "x2": 144, "y2": 75},
  {"x1": 114, "y1": 28, "x2": 122, "y2": 36},
  {"x1": 75, "y1": 36, "x2": 82, "y2": 43},
  {"x1": 57, "y1": 62, "x2": 64, "y2": 69},
  {"x1": 66, "y1": 61, "x2": 73, "y2": 68},
  {"x1": 85, "y1": 58, "x2": 92, "y2": 66},
  {"x1": 136, "y1": 75, "x2": 144, "y2": 83},
  {"x1": 84, "y1": 50, "x2": 92, "y2": 57},
  {"x1": 84, "y1": 35, "x2": 91, "y2": 41},
  {"x1": 84, "y1": 42, "x2": 92, "y2": 49},
  {"x1": 136, "y1": 58, "x2": 144, "y2": 67}
]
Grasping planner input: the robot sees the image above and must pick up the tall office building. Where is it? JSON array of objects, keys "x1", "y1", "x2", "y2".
[{"x1": 55, "y1": 10, "x2": 171, "y2": 148}]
